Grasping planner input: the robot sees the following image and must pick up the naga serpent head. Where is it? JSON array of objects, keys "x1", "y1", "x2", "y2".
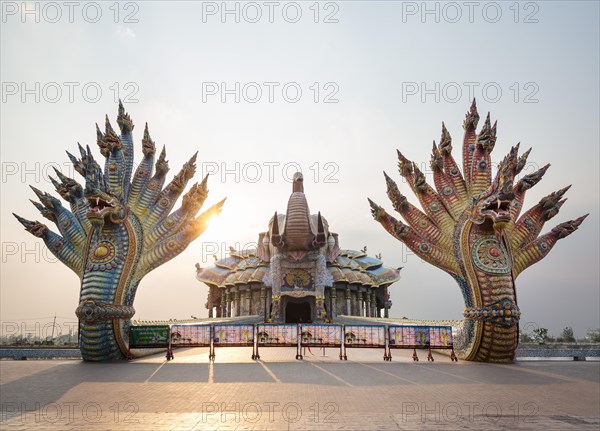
[
  {"x1": 85, "y1": 190, "x2": 127, "y2": 227},
  {"x1": 438, "y1": 122, "x2": 452, "y2": 156},
  {"x1": 82, "y1": 146, "x2": 128, "y2": 227},
  {"x1": 141, "y1": 123, "x2": 156, "y2": 157},
  {"x1": 471, "y1": 145, "x2": 518, "y2": 227},
  {"x1": 367, "y1": 198, "x2": 389, "y2": 224},
  {"x1": 51, "y1": 168, "x2": 84, "y2": 203},
  {"x1": 13, "y1": 215, "x2": 48, "y2": 237},
  {"x1": 430, "y1": 142, "x2": 444, "y2": 173},
  {"x1": 181, "y1": 176, "x2": 209, "y2": 213},
  {"x1": 539, "y1": 186, "x2": 570, "y2": 221},
  {"x1": 154, "y1": 146, "x2": 170, "y2": 177},
  {"x1": 384, "y1": 171, "x2": 408, "y2": 212},
  {"x1": 413, "y1": 164, "x2": 428, "y2": 192},
  {"x1": 474, "y1": 113, "x2": 497, "y2": 153}
]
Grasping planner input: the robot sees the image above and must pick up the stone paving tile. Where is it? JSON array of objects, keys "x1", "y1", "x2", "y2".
[
  {"x1": 0, "y1": 361, "x2": 73, "y2": 385},
  {"x1": 1, "y1": 347, "x2": 599, "y2": 430}
]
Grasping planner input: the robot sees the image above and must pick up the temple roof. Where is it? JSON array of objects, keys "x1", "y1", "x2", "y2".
[
  {"x1": 196, "y1": 172, "x2": 401, "y2": 290},
  {"x1": 196, "y1": 249, "x2": 401, "y2": 289}
]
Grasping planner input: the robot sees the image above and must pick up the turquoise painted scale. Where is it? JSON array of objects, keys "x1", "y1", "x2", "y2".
[{"x1": 79, "y1": 224, "x2": 129, "y2": 359}]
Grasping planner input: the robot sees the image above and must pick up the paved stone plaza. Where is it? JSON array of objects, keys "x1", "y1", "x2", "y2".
[{"x1": 1, "y1": 348, "x2": 599, "y2": 430}]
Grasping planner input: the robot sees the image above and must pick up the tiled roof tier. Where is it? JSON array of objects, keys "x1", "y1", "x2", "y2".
[{"x1": 197, "y1": 249, "x2": 400, "y2": 289}]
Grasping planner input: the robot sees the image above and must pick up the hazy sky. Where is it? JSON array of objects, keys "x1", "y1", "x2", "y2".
[{"x1": 1, "y1": 1, "x2": 598, "y2": 338}]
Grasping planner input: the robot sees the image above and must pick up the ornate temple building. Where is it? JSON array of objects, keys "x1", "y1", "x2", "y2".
[{"x1": 196, "y1": 173, "x2": 401, "y2": 323}]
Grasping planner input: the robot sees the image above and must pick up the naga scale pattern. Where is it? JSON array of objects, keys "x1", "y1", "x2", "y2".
[
  {"x1": 14, "y1": 102, "x2": 225, "y2": 361},
  {"x1": 369, "y1": 100, "x2": 587, "y2": 362}
]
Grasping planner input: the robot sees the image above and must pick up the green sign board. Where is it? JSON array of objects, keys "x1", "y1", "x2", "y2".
[{"x1": 129, "y1": 325, "x2": 169, "y2": 348}]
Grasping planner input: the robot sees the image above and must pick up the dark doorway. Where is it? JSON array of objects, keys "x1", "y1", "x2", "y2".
[{"x1": 285, "y1": 302, "x2": 312, "y2": 323}]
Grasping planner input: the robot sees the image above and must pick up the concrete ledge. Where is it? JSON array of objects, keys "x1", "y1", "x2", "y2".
[{"x1": 516, "y1": 348, "x2": 599, "y2": 361}]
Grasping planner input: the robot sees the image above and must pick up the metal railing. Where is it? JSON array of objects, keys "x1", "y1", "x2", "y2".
[{"x1": 128, "y1": 322, "x2": 457, "y2": 362}]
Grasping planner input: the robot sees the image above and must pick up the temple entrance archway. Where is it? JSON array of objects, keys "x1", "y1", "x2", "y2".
[{"x1": 285, "y1": 301, "x2": 312, "y2": 323}]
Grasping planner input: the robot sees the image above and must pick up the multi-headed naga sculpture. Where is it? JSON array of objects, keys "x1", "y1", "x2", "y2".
[
  {"x1": 369, "y1": 100, "x2": 587, "y2": 362},
  {"x1": 14, "y1": 102, "x2": 225, "y2": 361}
]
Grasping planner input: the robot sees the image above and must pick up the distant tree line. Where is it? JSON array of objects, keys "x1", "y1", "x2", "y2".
[
  {"x1": 0, "y1": 333, "x2": 78, "y2": 347},
  {"x1": 519, "y1": 327, "x2": 600, "y2": 344}
]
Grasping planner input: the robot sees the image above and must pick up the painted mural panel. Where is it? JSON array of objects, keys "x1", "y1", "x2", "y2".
[
  {"x1": 257, "y1": 324, "x2": 298, "y2": 346},
  {"x1": 170, "y1": 325, "x2": 211, "y2": 347},
  {"x1": 213, "y1": 324, "x2": 254, "y2": 346},
  {"x1": 300, "y1": 324, "x2": 342, "y2": 346},
  {"x1": 388, "y1": 326, "x2": 430, "y2": 348},
  {"x1": 344, "y1": 325, "x2": 386, "y2": 347},
  {"x1": 429, "y1": 326, "x2": 453, "y2": 348}
]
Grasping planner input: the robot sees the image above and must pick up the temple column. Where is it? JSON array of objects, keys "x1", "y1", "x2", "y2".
[
  {"x1": 362, "y1": 290, "x2": 366, "y2": 317},
  {"x1": 239, "y1": 289, "x2": 244, "y2": 316},
  {"x1": 371, "y1": 292, "x2": 377, "y2": 317},
  {"x1": 266, "y1": 290, "x2": 272, "y2": 321},
  {"x1": 271, "y1": 296, "x2": 280, "y2": 323},
  {"x1": 384, "y1": 286, "x2": 390, "y2": 318},
  {"x1": 358, "y1": 290, "x2": 364, "y2": 316},
  {"x1": 316, "y1": 296, "x2": 325, "y2": 322},
  {"x1": 365, "y1": 291, "x2": 371, "y2": 317},
  {"x1": 207, "y1": 287, "x2": 214, "y2": 318},
  {"x1": 226, "y1": 291, "x2": 231, "y2": 317},
  {"x1": 260, "y1": 287, "x2": 267, "y2": 320},
  {"x1": 346, "y1": 287, "x2": 351, "y2": 315},
  {"x1": 219, "y1": 291, "x2": 225, "y2": 317},
  {"x1": 244, "y1": 290, "x2": 251, "y2": 316},
  {"x1": 331, "y1": 287, "x2": 337, "y2": 319},
  {"x1": 234, "y1": 289, "x2": 240, "y2": 317}
]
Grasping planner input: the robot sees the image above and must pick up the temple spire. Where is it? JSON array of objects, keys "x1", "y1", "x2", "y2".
[{"x1": 292, "y1": 172, "x2": 304, "y2": 193}]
